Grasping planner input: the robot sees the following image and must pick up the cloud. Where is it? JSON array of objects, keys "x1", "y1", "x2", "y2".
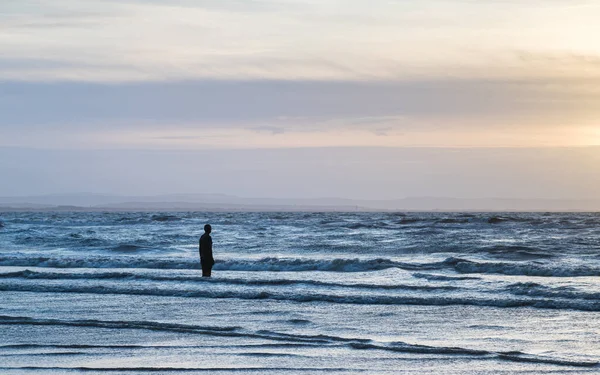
[
  {"x1": 1, "y1": 78, "x2": 597, "y2": 128},
  {"x1": 1, "y1": 77, "x2": 597, "y2": 149},
  {"x1": 149, "y1": 135, "x2": 216, "y2": 140},
  {"x1": 1, "y1": 0, "x2": 599, "y2": 149},
  {"x1": 370, "y1": 127, "x2": 393, "y2": 137},
  {"x1": 251, "y1": 126, "x2": 286, "y2": 135},
  {"x1": 2, "y1": 0, "x2": 599, "y2": 82}
]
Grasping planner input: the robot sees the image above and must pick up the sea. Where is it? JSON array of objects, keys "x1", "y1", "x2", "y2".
[{"x1": 1, "y1": 211, "x2": 599, "y2": 374}]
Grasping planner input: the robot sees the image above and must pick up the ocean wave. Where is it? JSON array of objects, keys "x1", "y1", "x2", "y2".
[
  {"x1": 445, "y1": 257, "x2": 600, "y2": 277},
  {"x1": 412, "y1": 273, "x2": 481, "y2": 281},
  {"x1": 345, "y1": 223, "x2": 375, "y2": 229},
  {"x1": 0, "y1": 366, "x2": 346, "y2": 372},
  {"x1": 343, "y1": 222, "x2": 398, "y2": 230},
  {"x1": 2, "y1": 283, "x2": 600, "y2": 311},
  {"x1": 0, "y1": 315, "x2": 241, "y2": 335},
  {"x1": 1, "y1": 315, "x2": 595, "y2": 368},
  {"x1": 349, "y1": 342, "x2": 489, "y2": 356},
  {"x1": 0, "y1": 342, "x2": 328, "y2": 350},
  {"x1": 395, "y1": 218, "x2": 424, "y2": 225},
  {"x1": 219, "y1": 257, "x2": 437, "y2": 272},
  {"x1": 151, "y1": 214, "x2": 181, "y2": 222},
  {"x1": 0, "y1": 255, "x2": 198, "y2": 270},
  {"x1": 3, "y1": 254, "x2": 600, "y2": 277},
  {"x1": 0, "y1": 255, "x2": 442, "y2": 272},
  {"x1": 487, "y1": 216, "x2": 509, "y2": 224},
  {"x1": 0, "y1": 343, "x2": 180, "y2": 349},
  {"x1": 236, "y1": 352, "x2": 306, "y2": 357},
  {"x1": 0, "y1": 315, "x2": 343, "y2": 344},
  {"x1": 480, "y1": 245, "x2": 554, "y2": 260},
  {"x1": 1, "y1": 351, "x2": 87, "y2": 357},
  {"x1": 0, "y1": 270, "x2": 458, "y2": 292},
  {"x1": 486, "y1": 216, "x2": 539, "y2": 224},
  {"x1": 286, "y1": 319, "x2": 312, "y2": 325},
  {"x1": 506, "y1": 282, "x2": 600, "y2": 301},
  {"x1": 435, "y1": 218, "x2": 470, "y2": 224},
  {"x1": 110, "y1": 244, "x2": 147, "y2": 253},
  {"x1": 353, "y1": 343, "x2": 598, "y2": 367},
  {"x1": 496, "y1": 352, "x2": 598, "y2": 367}
]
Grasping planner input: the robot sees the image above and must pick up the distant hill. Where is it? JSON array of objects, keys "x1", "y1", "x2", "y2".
[{"x1": 1, "y1": 193, "x2": 600, "y2": 212}]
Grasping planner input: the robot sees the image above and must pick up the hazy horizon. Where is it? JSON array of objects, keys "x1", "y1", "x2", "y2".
[
  {"x1": 2, "y1": 146, "x2": 600, "y2": 204},
  {"x1": 2, "y1": 1, "x2": 599, "y2": 205}
]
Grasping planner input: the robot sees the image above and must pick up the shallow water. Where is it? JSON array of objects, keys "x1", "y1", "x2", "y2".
[{"x1": 1, "y1": 211, "x2": 599, "y2": 374}]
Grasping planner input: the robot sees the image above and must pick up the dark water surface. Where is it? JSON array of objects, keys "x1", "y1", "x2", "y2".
[{"x1": 1, "y1": 212, "x2": 599, "y2": 374}]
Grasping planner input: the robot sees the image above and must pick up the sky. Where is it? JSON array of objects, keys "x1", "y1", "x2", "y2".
[{"x1": 1, "y1": 0, "x2": 599, "y2": 200}]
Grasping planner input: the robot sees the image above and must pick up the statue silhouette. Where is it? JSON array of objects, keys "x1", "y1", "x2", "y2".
[{"x1": 199, "y1": 224, "x2": 215, "y2": 277}]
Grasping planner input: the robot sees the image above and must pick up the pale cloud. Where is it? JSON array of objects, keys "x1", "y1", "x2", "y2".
[
  {"x1": 1, "y1": 79, "x2": 597, "y2": 124},
  {"x1": 251, "y1": 126, "x2": 286, "y2": 135},
  {"x1": 1, "y1": 0, "x2": 599, "y2": 82},
  {"x1": 1, "y1": 0, "x2": 599, "y2": 151},
  {"x1": 1, "y1": 78, "x2": 599, "y2": 149}
]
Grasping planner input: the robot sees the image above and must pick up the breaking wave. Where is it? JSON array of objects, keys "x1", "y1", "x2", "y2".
[
  {"x1": 446, "y1": 257, "x2": 600, "y2": 277},
  {"x1": 2, "y1": 283, "x2": 600, "y2": 311},
  {"x1": 506, "y1": 282, "x2": 600, "y2": 301},
  {"x1": 0, "y1": 269, "x2": 457, "y2": 292},
  {"x1": 0, "y1": 255, "x2": 437, "y2": 272},
  {"x1": 2, "y1": 254, "x2": 600, "y2": 277},
  {"x1": 0, "y1": 315, "x2": 596, "y2": 368}
]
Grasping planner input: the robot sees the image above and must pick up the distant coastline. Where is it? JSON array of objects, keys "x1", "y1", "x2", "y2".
[{"x1": 1, "y1": 193, "x2": 599, "y2": 212}]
